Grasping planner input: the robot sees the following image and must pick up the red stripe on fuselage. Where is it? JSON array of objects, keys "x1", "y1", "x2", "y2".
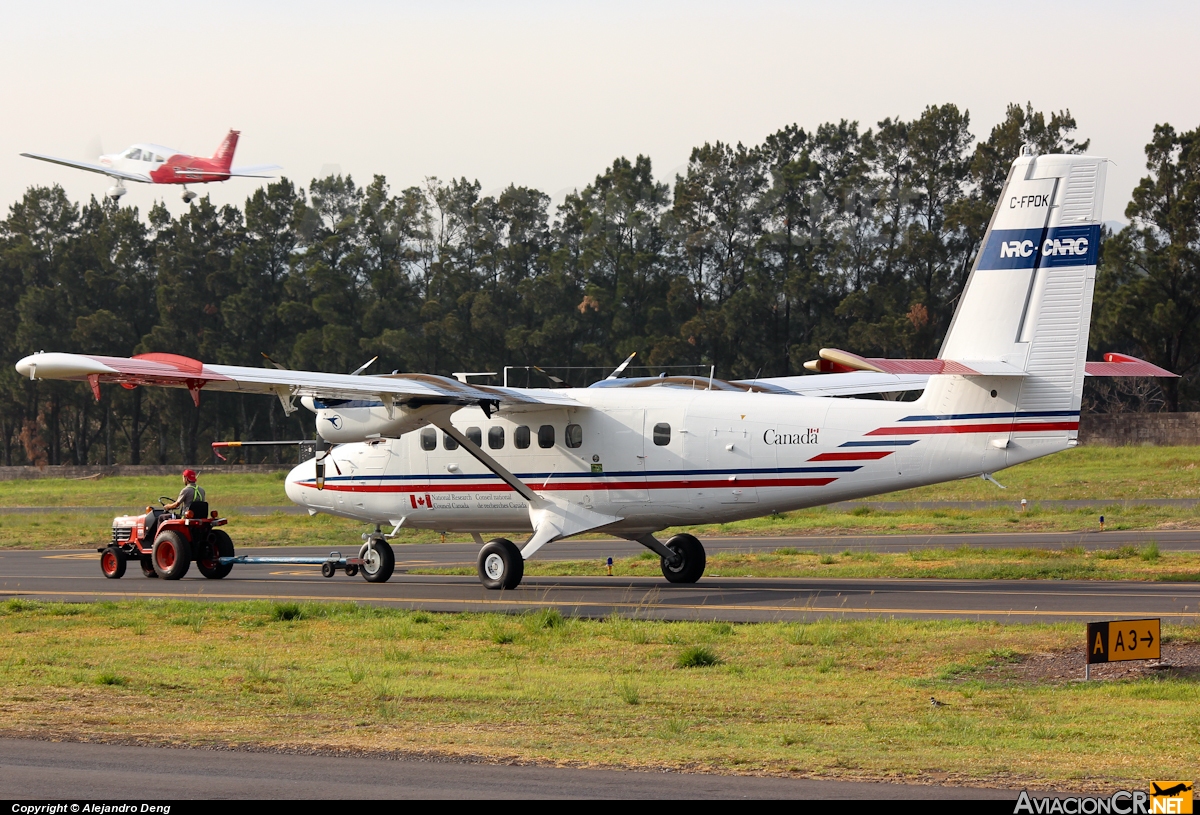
[
  {"x1": 808, "y1": 451, "x2": 893, "y2": 461},
  {"x1": 299, "y1": 476, "x2": 838, "y2": 493},
  {"x1": 866, "y1": 421, "x2": 1079, "y2": 436}
]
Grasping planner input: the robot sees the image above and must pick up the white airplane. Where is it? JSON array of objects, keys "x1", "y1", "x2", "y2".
[
  {"x1": 21, "y1": 130, "x2": 280, "y2": 202},
  {"x1": 16, "y1": 150, "x2": 1176, "y2": 589}
]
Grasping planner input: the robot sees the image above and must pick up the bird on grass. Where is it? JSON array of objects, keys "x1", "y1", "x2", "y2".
[{"x1": 930, "y1": 696, "x2": 950, "y2": 708}]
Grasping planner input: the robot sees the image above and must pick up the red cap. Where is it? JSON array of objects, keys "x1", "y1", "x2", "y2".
[{"x1": 182, "y1": 469, "x2": 197, "y2": 482}]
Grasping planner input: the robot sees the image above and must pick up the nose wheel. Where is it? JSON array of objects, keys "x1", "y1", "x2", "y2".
[{"x1": 181, "y1": 187, "x2": 197, "y2": 203}]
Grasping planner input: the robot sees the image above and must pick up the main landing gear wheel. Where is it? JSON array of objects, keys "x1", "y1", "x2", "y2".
[
  {"x1": 152, "y1": 531, "x2": 191, "y2": 580},
  {"x1": 100, "y1": 546, "x2": 126, "y2": 579},
  {"x1": 196, "y1": 530, "x2": 235, "y2": 580},
  {"x1": 477, "y1": 538, "x2": 523, "y2": 590},
  {"x1": 359, "y1": 539, "x2": 395, "y2": 583},
  {"x1": 140, "y1": 556, "x2": 158, "y2": 578},
  {"x1": 660, "y1": 533, "x2": 706, "y2": 584}
]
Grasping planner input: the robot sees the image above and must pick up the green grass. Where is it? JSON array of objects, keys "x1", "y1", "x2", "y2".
[
  {"x1": 0, "y1": 472, "x2": 294, "y2": 508},
  {"x1": 0, "y1": 599, "x2": 1196, "y2": 786},
  {"x1": 418, "y1": 544, "x2": 1200, "y2": 582}
]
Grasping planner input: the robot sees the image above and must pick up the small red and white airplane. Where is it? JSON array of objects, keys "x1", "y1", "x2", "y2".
[
  {"x1": 16, "y1": 149, "x2": 1177, "y2": 589},
  {"x1": 21, "y1": 130, "x2": 280, "y2": 203}
]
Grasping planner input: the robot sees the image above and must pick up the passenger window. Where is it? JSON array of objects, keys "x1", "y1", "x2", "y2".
[
  {"x1": 154, "y1": 154, "x2": 164, "y2": 163},
  {"x1": 514, "y1": 425, "x2": 530, "y2": 449},
  {"x1": 565, "y1": 423, "x2": 583, "y2": 448},
  {"x1": 466, "y1": 427, "x2": 482, "y2": 447},
  {"x1": 443, "y1": 432, "x2": 459, "y2": 451},
  {"x1": 420, "y1": 427, "x2": 436, "y2": 451},
  {"x1": 653, "y1": 423, "x2": 671, "y2": 446},
  {"x1": 537, "y1": 425, "x2": 555, "y2": 448},
  {"x1": 488, "y1": 426, "x2": 504, "y2": 449}
]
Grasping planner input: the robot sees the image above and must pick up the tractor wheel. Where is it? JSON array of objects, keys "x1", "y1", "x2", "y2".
[
  {"x1": 100, "y1": 546, "x2": 126, "y2": 579},
  {"x1": 196, "y1": 530, "x2": 235, "y2": 579},
  {"x1": 152, "y1": 531, "x2": 191, "y2": 580},
  {"x1": 140, "y1": 556, "x2": 158, "y2": 578}
]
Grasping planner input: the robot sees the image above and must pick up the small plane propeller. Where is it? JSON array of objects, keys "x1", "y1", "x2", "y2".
[
  {"x1": 349, "y1": 356, "x2": 378, "y2": 376},
  {"x1": 533, "y1": 366, "x2": 566, "y2": 386},
  {"x1": 605, "y1": 352, "x2": 637, "y2": 380}
]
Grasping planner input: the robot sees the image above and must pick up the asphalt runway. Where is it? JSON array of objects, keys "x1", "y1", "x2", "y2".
[
  {"x1": 0, "y1": 738, "x2": 1015, "y2": 799},
  {"x1": 2, "y1": 530, "x2": 1198, "y2": 622}
]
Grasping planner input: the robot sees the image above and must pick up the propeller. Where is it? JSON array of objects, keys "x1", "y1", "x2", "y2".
[
  {"x1": 533, "y1": 366, "x2": 566, "y2": 386},
  {"x1": 349, "y1": 356, "x2": 378, "y2": 376},
  {"x1": 605, "y1": 352, "x2": 637, "y2": 380},
  {"x1": 86, "y1": 135, "x2": 105, "y2": 161}
]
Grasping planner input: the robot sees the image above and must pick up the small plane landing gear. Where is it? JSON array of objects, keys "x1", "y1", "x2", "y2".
[
  {"x1": 359, "y1": 538, "x2": 395, "y2": 583},
  {"x1": 181, "y1": 187, "x2": 197, "y2": 203},
  {"x1": 660, "y1": 533, "x2": 706, "y2": 583},
  {"x1": 477, "y1": 538, "x2": 523, "y2": 590},
  {"x1": 633, "y1": 532, "x2": 706, "y2": 584}
]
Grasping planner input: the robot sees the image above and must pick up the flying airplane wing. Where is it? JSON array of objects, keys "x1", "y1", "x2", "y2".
[
  {"x1": 14, "y1": 352, "x2": 579, "y2": 409},
  {"x1": 19, "y1": 153, "x2": 151, "y2": 183},
  {"x1": 228, "y1": 164, "x2": 283, "y2": 178}
]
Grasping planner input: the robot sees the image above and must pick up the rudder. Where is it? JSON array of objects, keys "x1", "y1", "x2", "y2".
[{"x1": 211, "y1": 129, "x2": 240, "y2": 170}]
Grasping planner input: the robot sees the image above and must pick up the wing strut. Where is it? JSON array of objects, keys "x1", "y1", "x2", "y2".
[{"x1": 432, "y1": 418, "x2": 622, "y2": 559}]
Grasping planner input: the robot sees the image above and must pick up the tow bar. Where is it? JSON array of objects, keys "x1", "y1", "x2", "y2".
[{"x1": 218, "y1": 551, "x2": 366, "y2": 578}]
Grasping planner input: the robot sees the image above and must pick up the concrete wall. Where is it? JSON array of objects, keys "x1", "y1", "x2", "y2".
[{"x1": 1079, "y1": 412, "x2": 1200, "y2": 447}]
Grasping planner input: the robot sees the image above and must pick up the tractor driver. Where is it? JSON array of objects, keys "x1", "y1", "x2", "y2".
[
  {"x1": 142, "y1": 469, "x2": 205, "y2": 543},
  {"x1": 164, "y1": 469, "x2": 205, "y2": 515}
]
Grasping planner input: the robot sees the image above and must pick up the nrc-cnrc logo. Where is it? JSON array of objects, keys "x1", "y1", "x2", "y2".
[
  {"x1": 1043, "y1": 236, "x2": 1090, "y2": 257},
  {"x1": 1000, "y1": 239, "x2": 1036, "y2": 259},
  {"x1": 998, "y1": 236, "x2": 1091, "y2": 260}
]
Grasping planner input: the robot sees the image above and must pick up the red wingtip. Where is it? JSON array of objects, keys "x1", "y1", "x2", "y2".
[{"x1": 212, "y1": 129, "x2": 240, "y2": 170}]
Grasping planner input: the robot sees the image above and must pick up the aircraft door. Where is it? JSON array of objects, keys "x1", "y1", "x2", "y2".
[
  {"x1": 643, "y1": 410, "x2": 688, "y2": 508},
  {"x1": 711, "y1": 425, "x2": 758, "y2": 504},
  {"x1": 600, "y1": 409, "x2": 649, "y2": 503}
]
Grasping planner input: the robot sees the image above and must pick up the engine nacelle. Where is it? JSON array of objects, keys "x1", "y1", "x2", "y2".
[{"x1": 300, "y1": 397, "x2": 455, "y2": 444}]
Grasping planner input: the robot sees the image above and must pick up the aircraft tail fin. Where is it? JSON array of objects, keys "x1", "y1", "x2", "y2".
[
  {"x1": 939, "y1": 150, "x2": 1107, "y2": 416},
  {"x1": 212, "y1": 129, "x2": 240, "y2": 171}
]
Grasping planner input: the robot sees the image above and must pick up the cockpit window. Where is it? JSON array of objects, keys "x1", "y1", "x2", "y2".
[{"x1": 127, "y1": 148, "x2": 143, "y2": 161}]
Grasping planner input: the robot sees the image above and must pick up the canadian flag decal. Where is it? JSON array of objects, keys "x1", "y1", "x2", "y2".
[{"x1": 410, "y1": 493, "x2": 434, "y2": 510}]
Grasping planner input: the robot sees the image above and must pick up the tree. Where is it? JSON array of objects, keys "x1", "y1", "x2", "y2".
[{"x1": 1094, "y1": 124, "x2": 1200, "y2": 410}]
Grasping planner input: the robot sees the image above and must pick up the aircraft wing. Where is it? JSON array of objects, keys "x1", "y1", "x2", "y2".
[
  {"x1": 19, "y1": 153, "x2": 151, "y2": 183},
  {"x1": 228, "y1": 164, "x2": 282, "y2": 178},
  {"x1": 14, "y1": 352, "x2": 580, "y2": 408}
]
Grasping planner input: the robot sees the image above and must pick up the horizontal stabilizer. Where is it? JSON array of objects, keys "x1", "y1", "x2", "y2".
[
  {"x1": 1084, "y1": 353, "x2": 1177, "y2": 377},
  {"x1": 229, "y1": 164, "x2": 283, "y2": 178}
]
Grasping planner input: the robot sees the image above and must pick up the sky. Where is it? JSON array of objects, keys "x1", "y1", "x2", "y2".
[{"x1": 1, "y1": 0, "x2": 1197, "y2": 223}]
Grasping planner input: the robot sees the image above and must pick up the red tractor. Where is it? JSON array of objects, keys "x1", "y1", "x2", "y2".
[{"x1": 99, "y1": 497, "x2": 233, "y2": 580}]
